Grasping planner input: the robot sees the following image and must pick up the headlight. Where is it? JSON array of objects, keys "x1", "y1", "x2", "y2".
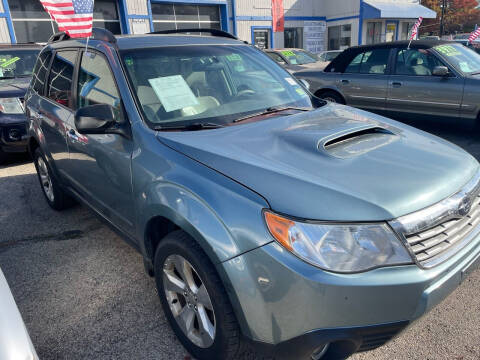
[
  {"x1": 264, "y1": 211, "x2": 412, "y2": 273},
  {"x1": 0, "y1": 98, "x2": 24, "y2": 114}
]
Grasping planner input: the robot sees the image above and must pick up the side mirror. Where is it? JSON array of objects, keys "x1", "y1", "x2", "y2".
[
  {"x1": 74, "y1": 104, "x2": 116, "y2": 134},
  {"x1": 433, "y1": 66, "x2": 449, "y2": 77}
]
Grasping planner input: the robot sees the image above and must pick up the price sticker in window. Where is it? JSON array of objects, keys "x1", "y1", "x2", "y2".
[
  {"x1": 435, "y1": 45, "x2": 461, "y2": 57},
  {"x1": 281, "y1": 50, "x2": 295, "y2": 57},
  {"x1": 226, "y1": 54, "x2": 242, "y2": 62}
]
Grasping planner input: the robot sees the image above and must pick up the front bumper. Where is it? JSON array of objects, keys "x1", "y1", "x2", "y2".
[
  {"x1": 220, "y1": 230, "x2": 480, "y2": 359},
  {"x1": 0, "y1": 113, "x2": 28, "y2": 153}
]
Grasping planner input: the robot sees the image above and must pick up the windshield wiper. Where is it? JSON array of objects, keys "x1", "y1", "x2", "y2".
[
  {"x1": 0, "y1": 76, "x2": 15, "y2": 79},
  {"x1": 155, "y1": 122, "x2": 225, "y2": 131},
  {"x1": 233, "y1": 106, "x2": 311, "y2": 123}
]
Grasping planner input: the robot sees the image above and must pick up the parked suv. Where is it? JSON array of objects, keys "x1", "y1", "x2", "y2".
[
  {"x1": 26, "y1": 29, "x2": 480, "y2": 360},
  {"x1": 0, "y1": 44, "x2": 40, "y2": 163},
  {"x1": 295, "y1": 40, "x2": 480, "y2": 123}
]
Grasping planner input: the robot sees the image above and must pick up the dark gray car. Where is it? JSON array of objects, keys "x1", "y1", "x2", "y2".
[
  {"x1": 0, "y1": 44, "x2": 40, "y2": 163},
  {"x1": 295, "y1": 40, "x2": 480, "y2": 122}
]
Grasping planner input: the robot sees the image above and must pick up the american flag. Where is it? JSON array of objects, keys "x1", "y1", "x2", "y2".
[
  {"x1": 40, "y1": 0, "x2": 94, "y2": 38},
  {"x1": 409, "y1": 17, "x2": 423, "y2": 40},
  {"x1": 469, "y1": 28, "x2": 480, "y2": 43}
]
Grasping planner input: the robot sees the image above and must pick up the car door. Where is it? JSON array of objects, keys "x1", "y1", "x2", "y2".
[
  {"x1": 29, "y1": 50, "x2": 78, "y2": 178},
  {"x1": 386, "y1": 47, "x2": 463, "y2": 118},
  {"x1": 337, "y1": 48, "x2": 391, "y2": 111},
  {"x1": 66, "y1": 50, "x2": 135, "y2": 235}
]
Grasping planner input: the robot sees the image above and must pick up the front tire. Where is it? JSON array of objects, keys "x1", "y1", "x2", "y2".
[
  {"x1": 33, "y1": 147, "x2": 75, "y2": 210},
  {"x1": 154, "y1": 230, "x2": 243, "y2": 360}
]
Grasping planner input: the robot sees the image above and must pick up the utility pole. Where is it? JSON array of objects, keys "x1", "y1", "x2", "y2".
[{"x1": 439, "y1": 0, "x2": 446, "y2": 37}]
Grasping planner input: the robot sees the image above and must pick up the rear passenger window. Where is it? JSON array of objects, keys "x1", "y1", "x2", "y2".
[
  {"x1": 47, "y1": 51, "x2": 77, "y2": 108},
  {"x1": 77, "y1": 51, "x2": 123, "y2": 120},
  {"x1": 31, "y1": 51, "x2": 52, "y2": 95},
  {"x1": 345, "y1": 49, "x2": 390, "y2": 74}
]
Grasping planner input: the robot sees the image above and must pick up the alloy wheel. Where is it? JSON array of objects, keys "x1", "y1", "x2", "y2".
[
  {"x1": 163, "y1": 254, "x2": 216, "y2": 348},
  {"x1": 37, "y1": 157, "x2": 54, "y2": 202}
]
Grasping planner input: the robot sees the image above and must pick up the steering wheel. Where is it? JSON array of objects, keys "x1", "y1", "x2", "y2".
[{"x1": 236, "y1": 89, "x2": 256, "y2": 99}]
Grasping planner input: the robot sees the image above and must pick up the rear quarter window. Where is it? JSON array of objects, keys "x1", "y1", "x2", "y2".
[{"x1": 31, "y1": 50, "x2": 52, "y2": 96}]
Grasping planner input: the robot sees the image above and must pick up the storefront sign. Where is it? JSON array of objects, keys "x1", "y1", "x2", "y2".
[
  {"x1": 272, "y1": 0, "x2": 284, "y2": 32},
  {"x1": 304, "y1": 21, "x2": 326, "y2": 54}
]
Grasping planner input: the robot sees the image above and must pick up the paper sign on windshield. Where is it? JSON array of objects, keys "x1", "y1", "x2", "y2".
[{"x1": 148, "y1": 75, "x2": 198, "y2": 113}]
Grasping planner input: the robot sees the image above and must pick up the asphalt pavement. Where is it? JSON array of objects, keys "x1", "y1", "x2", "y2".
[{"x1": 0, "y1": 116, "x2": 479, "y2": 360}]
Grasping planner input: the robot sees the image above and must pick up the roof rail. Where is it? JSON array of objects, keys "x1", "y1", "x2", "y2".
[
  {"x1": 48, "y1": 27, "x2": 117, "y2": 44},
  {"x1": 148, "y1": 28, "x2": 239, "y2": 40}
]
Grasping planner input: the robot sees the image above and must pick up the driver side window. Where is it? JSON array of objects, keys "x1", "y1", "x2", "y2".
[
  {"x1": 395, "y1": 48, "x2": 444, "y2": 76},
  {"x1": 77, "y1": 51, "x2": 123, "y2": 120}
]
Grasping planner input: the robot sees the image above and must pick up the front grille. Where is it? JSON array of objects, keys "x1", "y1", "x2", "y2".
[{"x1": 405, "y1": 194, "x2": 480, "y2": 266}]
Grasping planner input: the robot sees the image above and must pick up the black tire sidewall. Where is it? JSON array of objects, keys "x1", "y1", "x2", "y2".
[
  {"x1": 321, "y1": 91, "x2": 344, "y2": 104},
  {"x1": 154, "y1": 234, "x2": 239, "y2": 360}
]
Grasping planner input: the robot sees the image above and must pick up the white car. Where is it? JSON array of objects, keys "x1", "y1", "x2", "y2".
[{"x1": 0, "y1": 269, "x2": 38, "y2": 360}]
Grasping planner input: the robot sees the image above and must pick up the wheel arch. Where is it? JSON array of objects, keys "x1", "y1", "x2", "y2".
[
  {"x1": 139, "y1": 184, "x2": 244, "y2": 271},
  {"x1": 314, "y1": 87, "x2": 346, "y2": 104}
]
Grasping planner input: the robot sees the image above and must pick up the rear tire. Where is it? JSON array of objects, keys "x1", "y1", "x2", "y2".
[
  {"x1": 318, "y1": 91, "x2": 345, "y2": 104},
  {"x1": 33, "y1": 147, "x2": 75, "y2": 210},
  {"x1": 154, "y1": 230, "x2": 247, "y2": 360}
]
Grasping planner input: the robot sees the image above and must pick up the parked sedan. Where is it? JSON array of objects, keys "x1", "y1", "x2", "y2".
[
  {"x1": 265, "y1": 48, "x2": 327, "y2": 72},
  {"x1": 0, "y1": 268, "x2": 38, "y2": 360},
  {"x1": 0, "y1": 44, "x2": 41, "y2": 163},
  {"x1": 295, "y1": 40, "x2": 480, "y2": 122}
]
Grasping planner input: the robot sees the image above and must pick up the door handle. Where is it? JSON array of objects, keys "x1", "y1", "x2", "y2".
[
  {"x1": 340, "y1": 79, "x2": 350, "y2": 84},
  {"x1": 391, "y1": 81, "x2": 402, "y2": 88}
]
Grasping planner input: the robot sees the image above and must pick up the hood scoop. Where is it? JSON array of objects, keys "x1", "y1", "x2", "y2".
[{"x1": 322, "y1": 127, "x2": 398, "y2": 159}]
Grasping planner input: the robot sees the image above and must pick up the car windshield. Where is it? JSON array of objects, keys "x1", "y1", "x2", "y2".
[
  {"x1": 433, "y1": 43, "x2": 480, "y2": 74},
  {"x1": 280, "y1": 50, "x2": 318, "y2": 65},
  {"x1": 121, "y1": 45, "x2": 314, "y2": 128},
  {"x1": 0, "y1": 49, "x2": 39, "y2": 79}
]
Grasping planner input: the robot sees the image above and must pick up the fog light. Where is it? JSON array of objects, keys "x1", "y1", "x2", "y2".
[
  {"x1": 311, "y1": 343, "x2": 329, "y2": 360},
  {"x1": 8, "y1": 128, "x2": 21, "y2": 141}
]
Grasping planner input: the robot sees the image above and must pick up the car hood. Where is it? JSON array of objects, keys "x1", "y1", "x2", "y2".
[
  {"x1": 157, "y1": 104, "x2": 478, "y2": 221},
  {"x1": 0, "y1": 77, "x2": 30, "y2": 98}
]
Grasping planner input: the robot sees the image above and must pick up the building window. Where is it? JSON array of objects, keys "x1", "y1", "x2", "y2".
[
  {"x1": 284, "y1": 28, "x2": 303, "y2": 49},
  {"x1": 400, "y1": 22, "x2": 415, "y2": 41},
  {"x1": 151, "y1": 3, "x2": 221, "y2": 31},
  {"x1": 253, "y1": 28, "x2": 271, "y2": 50},
  {"x1": 328, "y1": 24, "x2": 351, "y2": 50},
  {"x1": 366, "y1": 22, "x2": 382, "y2": 45},
  {"x1": 9, "y1": 0, "x2": 121, "y2": 43},
  {"x1": 93, "y1": 0, "x2": 121, "y2": 35}
]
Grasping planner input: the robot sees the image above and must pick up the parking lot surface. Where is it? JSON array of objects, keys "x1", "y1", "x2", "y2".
[{"x1": 1, "y1": 117, "x2": 479, "y2": 360}]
